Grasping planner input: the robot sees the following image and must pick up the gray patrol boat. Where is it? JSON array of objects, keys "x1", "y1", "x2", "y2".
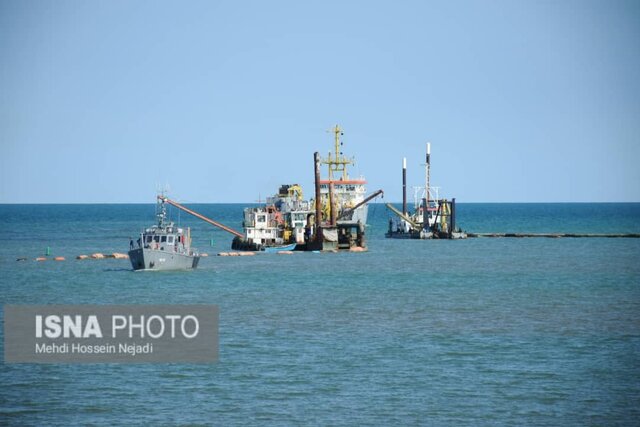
[{"x1": 128, "y1": 197, "x2": 200, "y2": 271}]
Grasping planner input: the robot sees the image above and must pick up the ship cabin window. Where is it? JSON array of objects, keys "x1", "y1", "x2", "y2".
[
  {"x1": 346, "y1": 185, "x2": 355, "y2": 191},
  {"x1": 167, "y1": 236, "x2": 174, "y2": 244},
  {"x1": 161, "y1": 236, "x2": 167, "y2": 243},
  {"x1": 153, "y1": 236, "x2": 160, "y2": 242},
  {"x1": 257, "y1": 215, "x2": 266, "y2": 223},
  {"x1": 146, "y1": 236, "x2": 153, "y2": 243}
]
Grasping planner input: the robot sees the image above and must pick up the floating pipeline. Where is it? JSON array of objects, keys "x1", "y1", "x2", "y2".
[
  {"x1": 467, "y1": 233, "x2": 640, "y2": 238},
  {"x1": 217, "y1": 252, "x2": 256, "y2": 256},
  {"x1": 21, "y1": 253, "x2": 130, "y2": 262},
  {"x1": 216, "y1": 248, "x2": 366, "y2": 256}
]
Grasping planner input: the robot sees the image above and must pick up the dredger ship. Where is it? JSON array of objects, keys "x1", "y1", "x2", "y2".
[
  {"x1": 310, "y1": 125, "x2": 383, "y2": 250},
  {"x1": 233, "y1": 125, "x2": 383, "y2": 252},
  {"x1": 385, "y1": 143, "x2": 466, "y2": 239}
]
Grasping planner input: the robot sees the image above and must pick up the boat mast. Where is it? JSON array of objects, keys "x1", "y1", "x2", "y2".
[
  {"x1": 157, "y1": 197, "x2": 167, "y2": 228},
  {"x1": 425, "y1": 142, "x2": 431, "y2": 225},
  {"x1": 402, "y1": 157, "x2": 407, "y2": 216},
  {"x1": 323, "y1": 125, "x2": 352, "y2": 181}
]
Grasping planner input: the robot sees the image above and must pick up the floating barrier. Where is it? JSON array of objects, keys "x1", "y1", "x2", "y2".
[
  {"x1": 200, "y1": 253, "x2": 209, "y2": 257},
  {"x1": 26, "y1": 253, "x2": 130, "y2": 263},
  {"x1": 277, "y1": 251, "x2": 294, "y2": 255},
  {"x1": 111, "y1": 253, "x2": 129, "y2": 259},
  {"x1": 349, "y1": 246, "x2": 367, "y2": 252},
  {"x1": 217, "y1": 252, "x2": 256, "y2": 256}
]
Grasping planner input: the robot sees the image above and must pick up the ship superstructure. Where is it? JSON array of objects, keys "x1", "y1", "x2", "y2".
[{"x1": 318, "y1": 125, "x2": 369, "y2": 225}]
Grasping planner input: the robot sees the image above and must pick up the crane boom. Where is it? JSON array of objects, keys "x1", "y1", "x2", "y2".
[
  {"x1": 158, "y1": 195, "x2": 244, "y2": 238},
  {"x1": 338, "y1": 189, "x2": 384, "y2": 220},
  {"x1": 385, "y1": 203, "x2": 419, "y2": 229}
]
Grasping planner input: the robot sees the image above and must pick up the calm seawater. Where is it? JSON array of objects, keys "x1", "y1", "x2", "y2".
[{"x1": 1, "y1": 203, "x2": 639, "y2": 426}]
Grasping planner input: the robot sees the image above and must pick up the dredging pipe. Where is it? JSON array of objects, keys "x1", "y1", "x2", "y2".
[
  {"x1": 385, "y1": 203, "x2": 420, "y2": 229},
  {"x1": 158, "y1": 195, "x2": 244, "y2": 239}
]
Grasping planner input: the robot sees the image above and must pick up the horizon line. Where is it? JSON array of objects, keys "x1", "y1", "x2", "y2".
[{"x1": 1, "y1": 201, "x2": 639, "y2": 205}]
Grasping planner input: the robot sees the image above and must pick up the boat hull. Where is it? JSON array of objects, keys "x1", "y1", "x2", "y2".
[
  {"x1": 128, "y1": 248, "x2": 200, "y2": 271},
  {"x1": 262, "y1": 243, "x2": 298, "y2": 253}
]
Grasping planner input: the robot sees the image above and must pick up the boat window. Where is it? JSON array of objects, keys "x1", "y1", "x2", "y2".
[
  {"x1": 153, "y1": 236, "x2": 160, "y2": 242},
  {"x1": 167, "y1": 236, "x2": 174, "y2": 244},
  {"x1": 161, "y1": 236, "x2": 167, "y2": 243},
  {"x1": 257, "y1": 215, "x2": 266, "y2": 223},
  {"x1": 146, "y1": 236, "x2": 153, "y2": 243}
]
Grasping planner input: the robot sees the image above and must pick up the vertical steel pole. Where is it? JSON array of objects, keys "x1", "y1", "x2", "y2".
[
  {"x1": 402, "y1": 157, "x2": 407, "y2": 216},
  {"x1": 329, "y1": 182, "x2": 337, "y2": 226},
  {"x1": 314, "y1": 152, "x2": 322, "y2": 241}
]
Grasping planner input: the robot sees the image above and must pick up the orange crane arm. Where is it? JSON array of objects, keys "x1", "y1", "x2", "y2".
[{"x1": 158, "y1": 196, "x2": 244, "y2": 239}]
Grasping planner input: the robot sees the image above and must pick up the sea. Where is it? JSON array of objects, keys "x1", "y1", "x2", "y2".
[{"x1": 1, "y1": 203, "x2": 639, "y2": 426}]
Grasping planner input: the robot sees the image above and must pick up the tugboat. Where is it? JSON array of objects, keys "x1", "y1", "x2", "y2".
[{"x1": 128, "y1": 196, "x2": 200, "y2": 270}]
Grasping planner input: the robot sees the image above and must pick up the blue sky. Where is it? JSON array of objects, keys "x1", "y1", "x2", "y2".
[{"x1": 1, "y1": 0, "x2": 638, "y2": 203}]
